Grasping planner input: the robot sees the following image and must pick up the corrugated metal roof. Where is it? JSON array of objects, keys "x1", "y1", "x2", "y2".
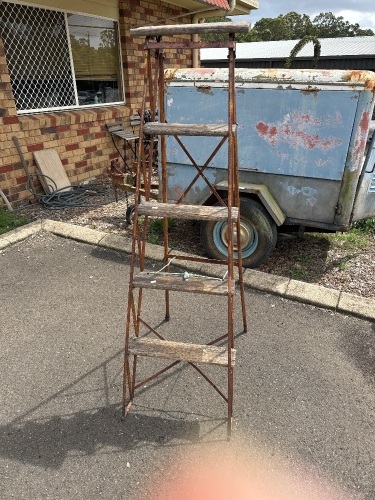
[{"x1": 201, "y1": 36, "x2": 375, "y2": 60}]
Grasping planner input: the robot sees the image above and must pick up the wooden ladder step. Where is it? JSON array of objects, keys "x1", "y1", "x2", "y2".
[
  {"x1": 133, "y1": 271, "x2": 234, "y2": 295},
  {"x1": 143, "y1": 123, "x2": 236, "y2": 137},
  {"x1": 129, "y1": 337, "x2": 236, "y2": 367},
  {"x1": 138, "y1": 201, "x2": 238, "y2": 221},
  {"x1": 130, "y1": 21, "x2": 250, "y2": 37}
]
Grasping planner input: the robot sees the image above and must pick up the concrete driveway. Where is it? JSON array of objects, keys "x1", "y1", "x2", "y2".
[{"x1": 0, "y1": 231, "x2": 374, "y2": 499}]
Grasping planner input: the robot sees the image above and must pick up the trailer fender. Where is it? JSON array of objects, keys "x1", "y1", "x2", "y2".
[{"x1": 215, "y1": 180, "x2": 285, "y2": 226}]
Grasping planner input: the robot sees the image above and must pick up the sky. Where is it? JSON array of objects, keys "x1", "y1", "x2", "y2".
[{"x1": 232, "y1": 0, "x2": 375, "y2": 33}]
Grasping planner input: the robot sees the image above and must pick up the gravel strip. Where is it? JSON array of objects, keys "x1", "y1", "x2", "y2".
[{"x1": 15, "y1": 177, "x2": 375, "y2": 299}]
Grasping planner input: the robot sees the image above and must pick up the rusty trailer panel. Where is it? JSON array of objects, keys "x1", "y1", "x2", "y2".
[{"x1": 163, "y1": 68, "x2": 375, "y2": 229}]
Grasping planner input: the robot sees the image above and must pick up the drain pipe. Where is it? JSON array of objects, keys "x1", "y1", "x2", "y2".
[{"x1": 192, "y1": 0, "x2": 237, "y2": 68}]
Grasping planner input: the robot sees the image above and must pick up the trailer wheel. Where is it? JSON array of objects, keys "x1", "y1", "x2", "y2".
[{"x1": 200, "y1": 198, "x2": 277, "y2": 268}]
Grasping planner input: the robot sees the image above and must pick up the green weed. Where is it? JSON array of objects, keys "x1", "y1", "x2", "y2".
[
  {"x1": 294, "y1": 254, "x2": 314, "y2": 264},
  {"x1": 148, "y1": 218, "x2": 176, "y2": 234},
  {"x1": 290, "y1": 267, "x2": 310, "y2": 280},
  {"x1": 338, "y1": 255, "x2": 355, "y2": 271},
  {"x1": 0, "y1": 206, "x2": 29, "y2": 235},
  {"x1": 148, "y1": 235, "x2": 160, "y2": 245},
  {"x1": 330, "y1": 230, "x2": 369, "y2": 251},
  {"x1": 353, "y1": 217, "x2": 375, "y2": 234}
]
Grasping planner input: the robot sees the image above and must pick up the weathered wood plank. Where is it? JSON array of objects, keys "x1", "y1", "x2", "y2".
[
  {"x1": 133, "y1": 271, "x2": 234, "y2": 295},
  {"x1": 143, "y1": 122, "x2": 236, "y2": 137},
  {"x1": 145, "y1": 41, "x2": 235, "y2": 50},
  {"x1": 33, "y1": 149, "x2": 72, "y2": 194},
  {"x1": 129, "y1": 337, "x2": 236, "y2": 366},
  {"x1": 138, "y1": 201, "x2": 239, "y2": 221},
  {"x1": 130, "y1": 22, "x2": 250, "y2": 37}
]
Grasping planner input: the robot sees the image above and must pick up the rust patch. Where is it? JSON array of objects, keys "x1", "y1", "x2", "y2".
[
  {"x1": 196, "y1": 86, "x2": 214, "y2": 96},
  {"x1": 351, "y1": 110, "x2": 371, "y2": 171},
  {"x1": 255, "y1": 111, "x2": 343, "y2": 150},
  {"x1": 346, "y1": 70, "x2": 375, "y2": 92},
  {"x1": 300, "y1": 86, "x2": 320, "y2": 94},
  {"x1": 165, "y1": 68, "x2": 179, "y2": 80}
]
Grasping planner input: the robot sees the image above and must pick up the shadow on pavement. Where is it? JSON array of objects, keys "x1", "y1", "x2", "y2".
[
  {"x1": 340, "y1": 327, "x2": 375, "y2": 385},
  {"x1": 0, "y1": 407, "x2": 201, "y2": 469},
  {"x1": 0, "y1": 347, "x2": 227, "y2": 470}
]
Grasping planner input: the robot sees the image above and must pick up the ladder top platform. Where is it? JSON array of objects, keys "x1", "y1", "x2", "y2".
[{"x1": 130, "y1": 21, "x2": 251, "y2": 37}]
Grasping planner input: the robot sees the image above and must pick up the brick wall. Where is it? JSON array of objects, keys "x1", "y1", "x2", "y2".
[{"x1": 0, "y1": 0, "x2": 192, "y2": 205}]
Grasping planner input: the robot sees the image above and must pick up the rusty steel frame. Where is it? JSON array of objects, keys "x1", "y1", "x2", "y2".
[{"x1": 122, "y1": 31, "x2": 247, "y2": 438}]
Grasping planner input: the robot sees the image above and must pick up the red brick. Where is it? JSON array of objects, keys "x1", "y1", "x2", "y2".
[
  {"x1": 75, "y1": 160, "x2": 87, "y2": 168},
  {"x1": 56, "y1": 125, "x2": 70, "y2": 133},
  {"x1": 16, "y1": 175, "x2": 28, "y2": 185},
  {"x1": 3, "y1": 116, "x2": 19, "y2": 124},
  {"x1": 0, "y1": 164, "x2": 13, "y2": 174},
  {"x1": 85, "y1": 145, "x2": 97, "y2": 153},
  {"x1": 95, "y1": 131, "x2": 107, "y2": 139},
  {"x1": 27, "y1": 143, "x2": 44, "y2": 152},
  {"x1": 66, "y1": 143, "x2": 79, "y2": 151},
  {"x1": 78, "y1": 128, "x2": 90, "y2": 136}
]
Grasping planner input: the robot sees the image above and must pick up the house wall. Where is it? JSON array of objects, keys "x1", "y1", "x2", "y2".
[{"x1": 0, "y1": 0, "x2": 192, "y2": 204}]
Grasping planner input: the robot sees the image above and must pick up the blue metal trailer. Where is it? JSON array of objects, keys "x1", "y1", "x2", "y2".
[{"x1": 163, "y1": 68, "x2": 375, "y2": 267}]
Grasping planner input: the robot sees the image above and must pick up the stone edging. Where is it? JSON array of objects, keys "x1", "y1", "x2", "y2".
[{"x1": 1, "y1": 219, "x2": 374, "y2": 322}]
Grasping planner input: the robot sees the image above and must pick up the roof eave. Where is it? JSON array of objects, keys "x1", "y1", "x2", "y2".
[{"x1": 161, "y1": 0, "x2": 258, "y2": 16}]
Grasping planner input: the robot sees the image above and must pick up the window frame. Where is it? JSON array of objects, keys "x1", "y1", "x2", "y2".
[{"x1": 2, "y1": 1, "x2": 125, "y2": 114}]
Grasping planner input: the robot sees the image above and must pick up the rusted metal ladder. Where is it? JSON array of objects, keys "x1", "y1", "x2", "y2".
[{"x1": 122, "y1": 21, "x2": 250, "y2": 437}]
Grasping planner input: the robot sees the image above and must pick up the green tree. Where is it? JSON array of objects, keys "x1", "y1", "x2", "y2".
[
  {"x1": 282, "y1": 12, "x2": 314, "y2": 39},
  {"x1": 200, "y1": 11, "x2": 373, "y2": 43},
  {"x1": 312, "y1": 12, "x2": 374, "y2": 37},
  {"x1": 99, "y1": 29, "x2": 115, "y2": 49},
  {"x1": 237, "y1": 11, "x2": 374, "y2": 42},
  {"x1": 250, "y1": 16, "x2": 291, "y2": 41}
]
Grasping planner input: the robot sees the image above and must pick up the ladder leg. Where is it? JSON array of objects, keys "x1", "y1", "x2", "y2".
[{"x1": 227, "y1": 363, "x2": 234, "y2": 438}]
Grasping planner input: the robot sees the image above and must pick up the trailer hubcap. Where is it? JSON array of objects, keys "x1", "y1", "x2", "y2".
[{"x1": 214, "y1": 220, "x2": 258, "y2": 258}]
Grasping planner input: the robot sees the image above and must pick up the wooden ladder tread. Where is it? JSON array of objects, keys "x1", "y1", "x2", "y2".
[
  {"x1": 143, "y1": 123, "x2": 236, "y2": 137},
  {"x1": 130, "y1": 21, "x2": 250, "y2": 37},
  {"x1": 133, "y1": 271, "x2": 234, "y2": 295},
  {"x1": 129, "y1": 337, "x2": 236, "y2": 366},
  {"x1": 138, "y1": 201, "x2": 239, "y2": 221}
]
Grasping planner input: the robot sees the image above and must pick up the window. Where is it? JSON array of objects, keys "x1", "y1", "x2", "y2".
[{"x1": 1, "y1": 2, "x2": 123, "y2": 112}]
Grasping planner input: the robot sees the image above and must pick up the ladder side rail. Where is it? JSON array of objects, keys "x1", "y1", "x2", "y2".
[
  {"x1": 157, "y1": 37, "x2": 171, "y2": 321},
  {"x1": 147, "y1": 37, "x2": 159, "y2": 182},
  {"x1": 226, "y1": 32, "x2": 237, "y2": 437},
  {"x1": 123, "y1": 42, "x2": 155, "y2": 418}
]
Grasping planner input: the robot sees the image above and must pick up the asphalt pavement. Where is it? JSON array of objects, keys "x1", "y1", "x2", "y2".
[{"x1": 0, "y1": 223, "x2": 374, "y2": 499}]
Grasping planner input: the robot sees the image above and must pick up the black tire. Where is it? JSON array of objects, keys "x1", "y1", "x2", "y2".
[
  {"x1": 125, "y1": 204, "x2": 135, "y2": 225},
  {"x1": 200, "y1": 198, "x2": 277, "y2": 268}
]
